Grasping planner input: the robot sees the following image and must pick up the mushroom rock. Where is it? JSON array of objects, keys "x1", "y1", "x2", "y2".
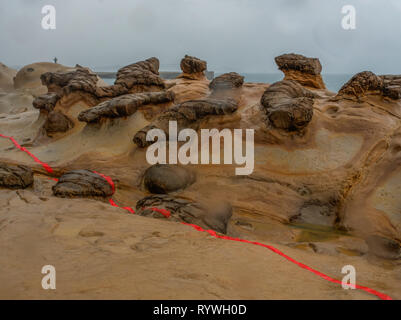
[
  {"x1": 52, "y1": 169, "x2": 114, "y2": 198},
  {"x1": 143, "y1": 164, "x2": 196, "y2": 194},
  {"x1": 77, "y1": 91, "x2": 175, "y2": 123},
  {"x1": 0, "y1": 63, "x2": 17, "y2": 92},
  {"x1": 136, "y1": 194, "x2": 232, "y2": 234},
  {"x1": 260, "y1": 80, "x2": 315, "y2": 131},
  {"x1": 275, "y1": 53, "x2": 326, "y2": 89},
  {"x1": 43, "y1": 111, "x2": 74, "y2": 135},
  {"x1": 0, "y1": 163, "x2": 34, "y2": 189},
  {"x1": 337, "y1": 71, "x2": 384, "y2": 98},
  {"x1": 133, "y1": 98, "x2": 238, "y2": 147},
  {"x1": 178, "y1": 55, "x2": 207, "y2": 80},
  {"x1": 111, "y1": 57, "x2": 165, "y2": 94}
]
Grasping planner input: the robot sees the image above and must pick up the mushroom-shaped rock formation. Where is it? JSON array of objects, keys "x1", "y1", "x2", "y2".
[
  {"x1": 143, "y1": 164, "x2": 196, "y2": 194},
  {"x1": 336, "y1": 71, "x2": 401, "y2": 100},
  {"x1": 77, "y1": 91, "x2": 175, "y2": 123},
  {"x1": 337, "y1": 71, "x2": 384, "y2": 98},
  {"x1": 133, "y1": 98, "x2": 238, "y2": 147},
  {"x1": 261, "y1": 80, "x2": 315, "y2": 131},
  {"x1": 275, "y1": 53, "x2": 326, "y2": 89},
  {"x1": 52, "y1": 170, "x2": 114, "y2": 198},
  {"x1": 178, "y1": 55, "x2": 207, "y2": 80},
  {"x1": 0, "y1": 163, "x2": 34, "y2": 189},
  {"x1": 136, "y1": 194, "x2": 232, "y2": 234}
]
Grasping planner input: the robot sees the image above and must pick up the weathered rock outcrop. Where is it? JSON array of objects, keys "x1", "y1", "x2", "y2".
[
  {"x1": 261, "y1": 80, "x2": 315, "y2": 131},
  {"x1": 133, "y1": 98, "x2": 238, "y2": 147},
  {"x1": 136, "y1": 194, "x2": 232, "y2": 234},
  {"x1": 0, "y1": 63, "x2": 17, "y2": 92},
  {"x1": 337, "y1": 71, "x2": 401, "y2": 100},
  {"x1": 52, "y1": 170, "x2": 114, "y2": 198},
  {"x1": 44, "y1": 111, "x2": 74, "y2": 134},
  {"x1": 209, "y1": 72, "x2": 244, "y2": 92},
  {"x1": 0, "y1": 163, "x2": 33, "y2": 189},
  {"x1": 275, "y1": 53, "x2": 325, "y2": 89},
  {"x1": 78, "y1": 91, "x2": 174, "y2": 123},
  {"x1": 178, "y1": 55, "x2": 207, "y2": 80},
  {"x1": 32, "y1": 92, "x2": 61, "y2": 113},
  {"x1": 143, "y1": 164, "x2": 195, "y2": 194}
]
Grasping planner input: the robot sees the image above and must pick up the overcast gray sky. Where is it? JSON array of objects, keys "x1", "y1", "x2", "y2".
[{"x1": 0, "y1": 0, "x2": 400, "y2": 74}]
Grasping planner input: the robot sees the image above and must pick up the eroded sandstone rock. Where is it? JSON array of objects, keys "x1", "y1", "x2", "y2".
[
  {"x1": 0, "y1": 163, "x2": 33, "y2": 189},
  {"x1": 143, "y1": 164, "x2": 195, "y2": 194},
  {"x1": 178, "y1": 55, "x2": 207, "y2": 80},
  {"x1": 32, "y1": 92, "x2": 60, "y2": 113},
  {"x1": 133, "y1": 98, "x2": 238, "y2": 147},
  {"x1": 275, "y1": 53, "x2": 325, "y2": 89},
  {"x1": 261, "y1": 80, "x2": 314, "y2": 131},
  {"x1": 78, "y1": 91, "x2": 174, "y2": 123},
  {"x1": 209, "y1": 72, "x2": 244, "y2": 92},
  {"x1": 136, "y1": 194, "x2": 232, "y2": 234},
  {"x1": 366, "y1": 235, "x2": 401, "y2": 260},
  {"x1": 44, "y1": 111, "x2": 74, "y2": 134},
  {"x1": 338, "y1": 71, "x2": 384, "y2": 97},
  {"x1": 52, "y1": 169, "x2": 114, "y2": 198}
]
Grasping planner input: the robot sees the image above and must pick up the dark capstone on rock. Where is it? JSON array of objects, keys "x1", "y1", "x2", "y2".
[
  {"x1": 180, "y1": 55, "x2": 207, "y2": 74},
  {"x1": 143, "y1": 164, "x2": 195, "y2": 194},
  {"x1": 209, "y1": 72, "x2": 244, "y2": 92},
  {"x1": 32, "y1": 92, "x2": 60, "y2": 113},
  {"x1": 338, "y1": 71, "x2": 384, "y2": 97},
  {"x1": 275, "y1": 53, "x2": 322, "y2": 76},
  {"x1": 78, "y1": 91, "x2": 175, "y2": 123},
  {"x1": 136, "y1": 195, "x2": 232, "y2": 234},
  {"x1": 133, "y1": 98, "x2": 238, "y2": 147},
  {"x1": 0, "y1": 163, "x2": 33, "y2": 189},
  {"x1": 261, "y1": 80, "x2": 315, "y2": 131},
  {"x1": 52, "y1": 169, "x2": 114, "y2": 198}
]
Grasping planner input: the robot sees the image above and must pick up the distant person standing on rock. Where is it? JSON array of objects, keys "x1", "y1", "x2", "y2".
[{"x1": 53, "y1": 57, "x2": 58, "y2": 64}]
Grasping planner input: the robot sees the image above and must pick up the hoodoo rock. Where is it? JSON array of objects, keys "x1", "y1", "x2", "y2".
[
  {"x1": 261, "y1": 80, "x2": 315, "y2": 131},
  {"x1": 338, "y1": 71, "x2": 384, "y2": 98},
  {"x1": 143, "y1": 164, "x2": 196, "y2": 194},
  {"x1": 275, "y1": 53, "x2": 326, "y2": 89},
  {"x1": 136, "y1": 194, "x2": 232, "y2": 234},
  {"x1": 337, "y1": 71, "x2": 401, "y2": 100},
  {"x1": 78, "y1": 91, "x2": 175, "y2": 123},
  {"x1": 133, "y1": 98, "x2": 238, "y2": 147},
  {"x1": 0, "y1": 163, "x2": 34, "y2": 189},
  {"x1": 178, "y1": 55, "x2": 207, "y2": 80},
  {"x1": 52, "y1": 169, "x2": 114, "y2": 198}
]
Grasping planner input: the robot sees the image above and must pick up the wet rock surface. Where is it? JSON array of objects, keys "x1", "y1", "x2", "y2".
[
  {"x1": 0, "y1": 163, "x2": 33, "y2": 189},
  {"x1": 52, "y1": 169, "x2": 114, "y2": 198},
  {"x1": 275, "y1": 53, "x2": 325, "y2": 89},
  {"x1": 133, "y1": 98, "x2": 238, "y2": 147},
  {"x1": 260, "y1": 80, "x2": 315, "y2": 131},
  {"x1": 143, "y1": 164, "x2": 195, "y2": 194},
  {"x1": 78, "y1": 91, "x2": 175, "y2": 123},
  {"x1": 136, "y1": 194, "x2": 232, "y2": 234}
]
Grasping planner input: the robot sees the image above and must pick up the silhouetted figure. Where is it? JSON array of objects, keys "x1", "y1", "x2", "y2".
[{"x1": 53, "y1": 57, "x2": 58, "y2": 64}]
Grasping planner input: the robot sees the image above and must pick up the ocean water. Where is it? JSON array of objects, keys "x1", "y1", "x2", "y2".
[{"x1": 101, "y1": 73, "x2": 352, "y2": 93}]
